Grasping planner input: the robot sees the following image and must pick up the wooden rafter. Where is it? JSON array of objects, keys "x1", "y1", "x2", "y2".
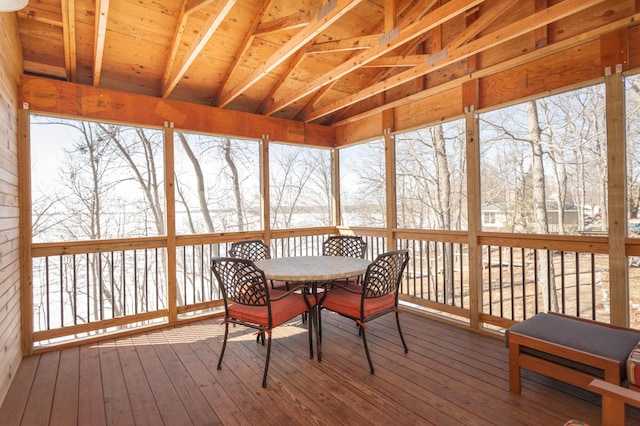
[
  {"x1": 332, "y1": 0, "x2": 625, "y2": 127},
  {"x1": 17, "y1": 7, "x2": 62, "y2": 27},
  {"x1": 362, "y1": 55, "x2": 429, "y2": 68},
  {"x1": 255, "y1": 44, "x2": 310, "y2": 115},
  {"x1": 184, "y1": 0, "x2": 216, "y2": 15},
  {"x1": 384, "y1": 0, "x2": 396, "y2": 33},
  {"x1": 93, "y1": 0, "x2": 110, "y2": 87},
  {"x1": 265, "y1": 0, "x2": 476, "y2": 116},
  {"x1": 61, "y1": 0, "x2": 76, "y2": 82},
  {"x1": 535, "y1": 0, "x2": 549, "y2": 47},
  {"x1": 295, "y1": 81, "x2": 337, "y2": 121},
  {"x1": 162, "y1": 0, "x2": 237, "y2": 98},
  {"x1": 444, "y1": 0, "x2": 518, "y2": 51},
  {"x1": 306, "y1": 34, "x2": 381, "y2": 54},
  {"x1": 214, "y1": 0, "x2": 272, "y2": 106},
  {"x1": 217, "y1": 0, "x2": 365, "y2": 109},
  {"x1": 253, "y1": 10, "x2": 312, "y2": 35},
  {"x1": 304, "y1": 0, "x2": 606, "y2": 122},
  {"x1": 162, "y1": 0, "x2": 194, "y2": 98},
  {"x1": 328, "y1": 0, "x2": 434, "y2": 122},
  {"x1": 163, "y1": 0, "x2": 221, "y2": 101}
]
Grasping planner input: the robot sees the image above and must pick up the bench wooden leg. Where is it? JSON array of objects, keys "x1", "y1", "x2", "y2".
[{"x1": 509, "y1": 343, "x2": 521, "y2": 394}]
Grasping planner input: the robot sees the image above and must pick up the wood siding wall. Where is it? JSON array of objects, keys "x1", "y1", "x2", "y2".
[{"x1": 0, "y1": 12, "x2": 23, "y2": 406}]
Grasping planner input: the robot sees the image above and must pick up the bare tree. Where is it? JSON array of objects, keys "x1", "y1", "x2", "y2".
[
  {"x1": 176, "y1": 132, "x2": 215, "y2": 232},
  {"x1": 270, "y1": 144, "x2": 330, "y2": 229},
  {"x1": 527, "y1": 100, "x2": 559, "y2": 312}
]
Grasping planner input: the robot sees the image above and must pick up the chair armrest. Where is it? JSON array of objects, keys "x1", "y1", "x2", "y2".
[
  {"x1": 320, "y1": 281, "x2": 362, "y2": 294},
  {"x1": 588, "y1": 379, "x2": 640, "y2": 425},
  {"x1": 269, "y1": 284, "x2": 311, "y2": 301},
  {"x1": 588, "y1": 379, "x2": 640, "y2": 408}
]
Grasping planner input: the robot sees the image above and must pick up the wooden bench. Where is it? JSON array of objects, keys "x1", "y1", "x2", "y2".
[{"x1": 506, "y1": 312, "x2": 640, "y2": 394}]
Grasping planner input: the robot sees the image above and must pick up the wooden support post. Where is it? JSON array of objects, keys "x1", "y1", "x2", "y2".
[
  {"x1": 18, "y1": 106, "x2": 33, "y2": 355},
  {"x1": 331, "y1": 148, "x2": 340, "y2": 227},
  {"x1": 605, "y1": 69, "x2": 628, "y2": 327},
  {"x1": 463, "y1": 79, "x2": 482, "y2": 330},
  {"x1": 383, "y1": 108, "x2": 397, "y2": 250},
  {"x1": 601, "y1": 28, "x2": 628, "y2": 326},
  {"x1": 164, "y1": 124, "x2": 177, "y2": 323},
  {"x1": 261, "y1": 134, "x2": 272, "y2": 244}
]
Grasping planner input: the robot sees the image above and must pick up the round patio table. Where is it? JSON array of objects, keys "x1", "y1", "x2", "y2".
[
  {"x1": 254, "y1": 255, "x2": 370, "y2": 282},
  {"x1": 254, "y1": 255, "x2": 371, "y2": 361}
]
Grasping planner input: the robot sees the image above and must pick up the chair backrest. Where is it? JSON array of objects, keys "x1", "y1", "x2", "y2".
[
  {"x1": 211, "y1": 257, "x2": 270, "y2": 307},
  {"x1": 229, "y1": 239, "x2": 271, "y2": 261},
  {"x1": 322, "y1": 235, "x2": 367, "y2": 258},
  {"x1": 362, "y1": 249, "x2": 409, "y2": 299}
]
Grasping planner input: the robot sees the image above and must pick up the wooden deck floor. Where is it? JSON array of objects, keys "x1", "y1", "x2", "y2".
[{"x1": 1, "y1": 311, "x2": 638, "y2": 425}]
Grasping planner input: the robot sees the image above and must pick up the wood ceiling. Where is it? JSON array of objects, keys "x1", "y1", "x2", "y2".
[{"x1": 14, "y1": 0, "x2": 640, "y2": 126}]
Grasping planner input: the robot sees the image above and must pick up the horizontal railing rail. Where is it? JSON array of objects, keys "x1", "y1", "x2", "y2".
[{"x1": 29, "y1": 228, "x2": 639, "y2": 349}]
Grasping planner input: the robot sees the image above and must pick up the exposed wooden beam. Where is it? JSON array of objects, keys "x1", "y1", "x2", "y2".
[
  {"x1": 535, "y1": 0, "x2": 549, "y2": 47},
  {"x1": 385, "y1": 0, "x2": 396, "y2": 33},
  {"x1": 217, "y1": 0, "x2": 365, "y2": 108},
  {"x1": 93, "y1": 0, "x2": 110, "y2": 87},
  {"x1": 332, "y1": 11, "x2": 640, "y2": 128},
  {"x1": 363, "y1": 55, "x2": 429, "y2": 67},
  {"x1": 306, "y1": 0, "x2": 605, "y2": 122},
  {"x1": 306, "y1": 34, "x2": 380, "y2": 53},
  {"x1": 184, "y1": 0, "x2": 216, "y2": 16},
  {"x1": 19, "y1": 75, "x2": 335, "y2": 148},
  {"x1": 162, "y1": 0, "x2": 192, "y2": 98},
  {"x1": 23, "y1": 61, "x2": 66, "y2": 79},
  {"x1": 444, "y1": 0, "x2": 518, "y2": 51},
  {"x1": 162, "y1": 0, "x2": 237, "y2": 98},
  {"x1": 214, "y1": 0, "x2": 271, "y2": 106},
  {"x1": 295, "y1": 81, "x2": 336, "y2": 121},
  {"x1": 328, "y1": 0, "x2": 511, "y2": 120},
  {"x1": 17, "y1": 6, "x2": 62, "y2": 27},
  {"x1": 331, "y1": 0, "x2": 436, "y2": 122},
  {"x1": 61, "y1": 0, "x2": 77, "y2": 82},
  {"x1": 256, "y1": 44, "x2": 310, "y2": 114},
  {"x1": 266, "y1": 0, "x2": 479, "y2": 116},
  {"x1": 253, "y1": 10, "x2": 312, "y2": 35}
]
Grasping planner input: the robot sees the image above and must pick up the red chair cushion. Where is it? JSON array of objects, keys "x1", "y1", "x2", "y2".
[
  {"x1": 228, "y1": 292, "x2": 313, "y2": 328},
  {"x1": 321, "y1": 287, "x2": 395, "y2": 319}
]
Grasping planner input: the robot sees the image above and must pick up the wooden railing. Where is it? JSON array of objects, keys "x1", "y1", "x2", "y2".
[{"x1": 30, "y1": 227, "x2": 638, "y2": 350}]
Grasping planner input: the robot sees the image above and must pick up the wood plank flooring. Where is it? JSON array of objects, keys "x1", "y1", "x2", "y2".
[{"x1": 1, "y1": 311, "x2": 638, "y2": 425}]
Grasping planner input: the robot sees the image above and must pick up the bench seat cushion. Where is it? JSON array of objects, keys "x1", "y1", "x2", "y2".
[{"x1": 506, "y1": 313, "x2": 640, "y2": 380}]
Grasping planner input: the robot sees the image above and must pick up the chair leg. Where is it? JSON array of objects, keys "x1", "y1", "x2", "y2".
[
  {"x1": 361, "y1": 327, "x2": 375, "y2": 374},
  {"x1": 395, "y1": 311, "x2": 408, "y2": 353},
  {"x1": 256, "y1": 331, "x2": 265, "y2": 345},
  {"x1": 316, "y1": 307, "x2": 323, "y2": 362},
  {"x1": 262, "y1": 333, "x2": 272, "y2": 388},
  {"x1": 307, "y1": 308, "x2": 314, "y2": 359},
  {"x1": 217, "y1": 322, "x2": 229, "y2": 370}
]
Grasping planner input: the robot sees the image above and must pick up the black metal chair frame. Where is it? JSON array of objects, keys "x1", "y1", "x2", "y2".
[
  {"x1": 211, "y1": 256, "x2": 314, "y2": 388},
  {"x1": 322, "y1": 235, "x2": 367, "y2": 259},
  {"x1": 318, "y1": 249, "x2": 410, "y2": 374},
  {"x1": 323, "y1": 235, "x2": 368, "y2": 287},
  {"x1": 229, "y1": 239, "x2": 271, "y2": 261},
  {"x1": 229, "y1": 239, "x2": 301, "y2": 292}
]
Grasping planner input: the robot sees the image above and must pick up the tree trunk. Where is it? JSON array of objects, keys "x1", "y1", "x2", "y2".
[
  {"x1": 527, "y1": 100, "x2": 559, "y2": 312},
  {"x1": 222, "y1": 137, "x2": 245, "y2": 231},
  {"x1": 177, "y1": 132, "x2": 215, "y2": 233}
]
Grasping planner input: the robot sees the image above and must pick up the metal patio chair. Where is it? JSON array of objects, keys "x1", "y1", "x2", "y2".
[
  {"x1": 318, "y1": 249, "x2": 410, "y2": 374},
  {"x1": 211, "y1": 256, "x2": 315, "y2": 388}
]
